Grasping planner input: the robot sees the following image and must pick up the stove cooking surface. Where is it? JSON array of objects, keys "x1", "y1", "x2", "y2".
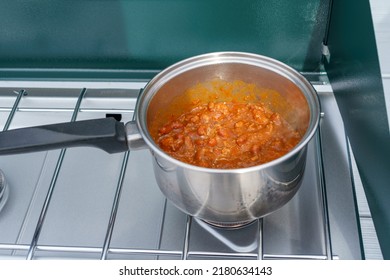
[{"x1": 0, "y1": 80, "x2": 362, "y2": 259}]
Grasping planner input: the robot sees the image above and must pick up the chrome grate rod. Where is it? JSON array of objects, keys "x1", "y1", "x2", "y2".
[
  {"x1": 181, "y1": 216, "x2": 192, "y2": 260},
  {"x1": 257, "y1": 219, "x2": 264, "y2": 260},
  {"x1": 316, "y1": 127, "x2": 334, "y2": 260},
  {"x1": 100, "y1": 88, "x2": 142, "y2": 260},
  {"x1": 100, "y1": 151, "x2": 130, "y2": 260},
  {"x1": 26, "y1": 88, "x2": 87, "y2": 260},
  {"x1": 2, "y1": 90, "x2": 26, "y2": 131}
]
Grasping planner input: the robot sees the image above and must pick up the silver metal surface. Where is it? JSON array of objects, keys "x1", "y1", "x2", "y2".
[
  {"x1": 0, "y1": 77, "x2": 363, "y2": 259},
  {"x1": 26, "y1": 89, "x2": 87, "y2": 260},
  {"x1": 125, "y1": 122, "x2": 147, "y2": 150},
  {"x1": 317, "y1": 84, "x2": 364, "y2": 259},
  {"x1": 0, "y1": 170, "x2": 9, "y2": 213},
  {"x1": 3, "y1": 90, "x2": 26, "y2": 131},
  {"x1": 135, "y1": 52, "x2": 320, "y2": 225}
]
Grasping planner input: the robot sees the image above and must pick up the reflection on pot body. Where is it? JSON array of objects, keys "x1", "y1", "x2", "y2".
[{"x1": 153, "y1": 147, "x2": 307, "y2": 226}]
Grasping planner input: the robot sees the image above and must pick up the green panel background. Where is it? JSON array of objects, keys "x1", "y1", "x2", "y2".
[
  {"x1": 325, "y1": 0, "x2": 390, "y2": 259},
  {"x1": 0, "y1": 0, "x2": 329, "y2": 79}
]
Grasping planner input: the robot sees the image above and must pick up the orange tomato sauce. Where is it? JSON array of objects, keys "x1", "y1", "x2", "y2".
[{"x1": 152, "y1": 80, "x2": 302, "y2": 169}]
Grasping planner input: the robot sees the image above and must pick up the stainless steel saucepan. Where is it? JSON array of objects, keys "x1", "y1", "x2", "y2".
[{"x1": 0, "y1": 52, "x2": 320, "y2": 227}]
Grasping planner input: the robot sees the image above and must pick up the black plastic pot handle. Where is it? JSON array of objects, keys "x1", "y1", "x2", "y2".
[{"x1": 0, "y1": 117, "x2": 129, "y2": 155}]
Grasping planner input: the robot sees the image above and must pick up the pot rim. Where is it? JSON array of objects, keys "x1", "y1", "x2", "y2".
[{"x1": 135, "y1": 51, "x2": 320, "y2": 174}]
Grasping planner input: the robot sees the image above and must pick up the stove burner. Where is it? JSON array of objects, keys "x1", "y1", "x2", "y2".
[
  {"x1": 0, "y1": 169, "x2": 9, "y2": 213},
  {"x1": 200, "y1": 219, "x2": 256, "y2": 229}
]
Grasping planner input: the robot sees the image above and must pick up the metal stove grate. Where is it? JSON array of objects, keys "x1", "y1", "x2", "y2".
[{"x1": 0, "y1": 79, "x2": 345, "y2": 260}]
